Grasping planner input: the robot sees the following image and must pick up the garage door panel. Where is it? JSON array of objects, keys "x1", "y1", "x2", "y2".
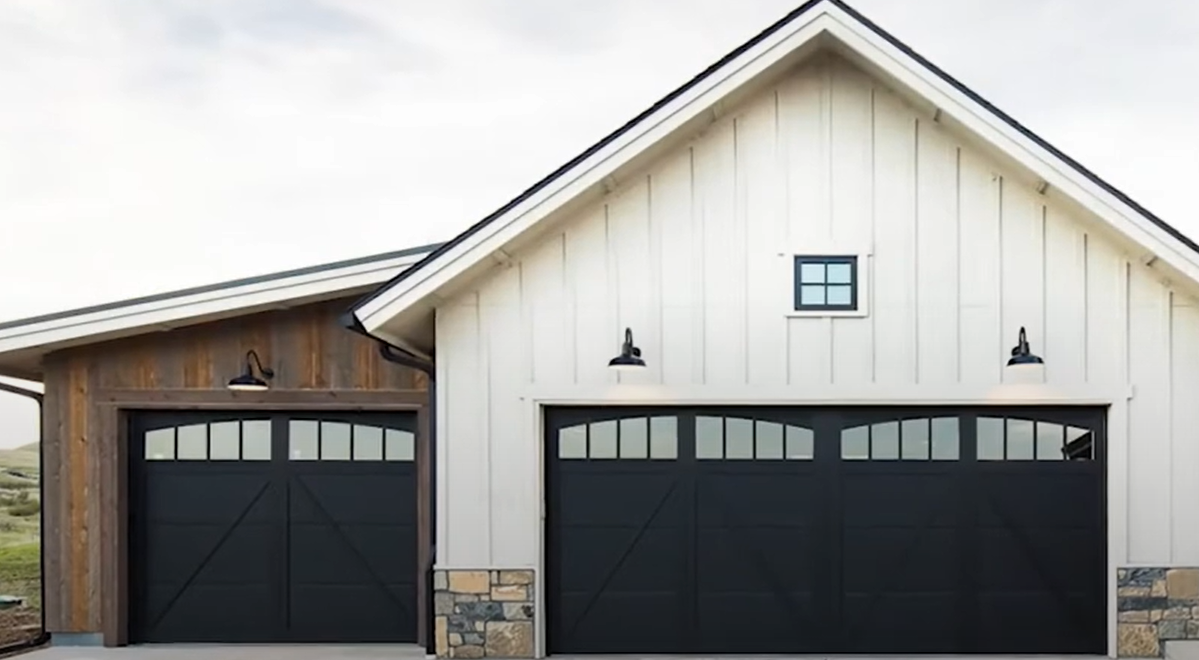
[
  {"x1": 978, "y1": 592, "x2": 1103, "y2": 653},
  {"x1": 696, "y1": 526, "x2": 819, "y2": 589},
  {"x1": 289, "y1": 473, "x2": 415, "y2": 525},
  {"x1": 977, "y1": 527, "x2": 1103, "y2": 591},
  {"x1": 695, "y1": 592, "x2": 821, "y2": 653},
  {"x1": 841, "y1": 473, "x2": 957, "y2": 525},
  {"x1": 290, "y1": 583, "x2": 415, "y2": 642},
  {"x1": 976, "y1": 472, "x2": 1099, "y2": 527},
  {"x1": 155, "y1": 522, "x2": 276, "y2": 583},
  {"x1": 695, "y1": 471, "x2": 821, "y2": 526},
  {"x1": 842, "y1": 525, "x2": 960, "y2": 591},
  {"x1": 142, "y1": 472, "x2": 274, "y2": 523},
  {"x1": 291, "y1": 524, "x2": 417, "y2": 584},
  {"x1": 145, "y1": 582, "x2": 276, "y2": 642},
  {"x1": 557, "y1": 592, "x2": 687, "y2": 654},
  {"x1": 559, "y1": 525, "x2": 685, "y2": 593},
  {"x1": 557, "y1": 469, "x2": 682, "y2": 524},
  {"x1": 842, "y1": 593, "x2": 960, "y2": 653}
]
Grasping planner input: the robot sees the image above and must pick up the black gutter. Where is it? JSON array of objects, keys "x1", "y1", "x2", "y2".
[
  {"x1": 348, "y1": 0, "x2": 1197, "y2": 321},
  {"x1": 0, "y1": 381, "x2": 51, "y2": 653},
  {"x1": 338, "y1": 313, "x2": 437, "y2": 655}
]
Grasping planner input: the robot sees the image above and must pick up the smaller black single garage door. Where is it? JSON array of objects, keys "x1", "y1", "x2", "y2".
[
  {"x1": 545, "y1": 406, "x2": 1106, "y2": 655},
  {"x1": 129, "y1": 411, "x2": 418, "y2": 643}
]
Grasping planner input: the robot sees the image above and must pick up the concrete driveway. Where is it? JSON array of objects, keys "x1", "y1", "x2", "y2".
[{"x1": 16, "y1": 646, "x2": 427, "y2": 660}]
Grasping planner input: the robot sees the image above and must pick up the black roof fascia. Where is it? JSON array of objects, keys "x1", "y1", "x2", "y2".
[
  {"x1": 0, "y1": 241, "x2": 443, "y2": 332},
  {"x1": 348, "y1": 0, "x2": 1197, "y2": 321}
]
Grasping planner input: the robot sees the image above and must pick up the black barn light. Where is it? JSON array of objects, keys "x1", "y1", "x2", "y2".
[
  {"x1": 227, "y1": 349, "x2": 275, "y2": 391},
  {"x1": 1006, "y1": 326, "x2": 1044, "y2": 369},
  {"x1": 608, "y1": 327, "x2": 646, "y2": 371}
]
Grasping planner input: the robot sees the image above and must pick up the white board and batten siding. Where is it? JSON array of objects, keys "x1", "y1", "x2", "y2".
[{"x1": 434, "y1": 55, "x2": 1199, "y2": 572}]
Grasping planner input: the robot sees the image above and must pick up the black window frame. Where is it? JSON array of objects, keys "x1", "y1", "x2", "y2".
[{"x1": 793, "y1": 255, "x2": 858, "y2": 311}]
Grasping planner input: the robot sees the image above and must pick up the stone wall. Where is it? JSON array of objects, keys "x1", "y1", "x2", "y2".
[
  {"x1": 1118, "y1": 567, "x2": 1199, "y2": 657},
  {"x1": 434, "y1": 569, "x2": 535, "y2": 658}
]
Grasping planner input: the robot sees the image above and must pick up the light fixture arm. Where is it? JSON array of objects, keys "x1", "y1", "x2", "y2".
[
  {"x1": 621, "y1": 328, "x2": 641, "y2": 359},
  {"x1": 1011, "y1": 327, "x2": 1030, "y2": 358},
  {"x1": 245, "y1": 349, "x2": 275, "y2": 380}
]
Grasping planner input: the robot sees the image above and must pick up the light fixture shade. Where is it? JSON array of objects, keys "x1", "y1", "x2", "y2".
[
  {"x1": 608, "y1": 354, "x2": 646, "y2": 370},
  {"x1": 609, "y1": 327, "x2": 646, "y2": 371},
  {"x1": 1006, "y1": 353, "x2": 1045, "y2": 368},
  {"x1": 1006, "y1": 326, "x2": 1044, "y2": 369},
  {"x1": 226, "y1": 373, "x2": 270, "y2": 391},
  {"x1": 227, "y1": 349, "x2": 275, "y2": 391}
]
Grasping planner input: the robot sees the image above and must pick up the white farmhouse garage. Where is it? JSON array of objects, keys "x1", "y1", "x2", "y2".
[{"x1": 349, "y1": 0, "x2": 1199, "y2": 657}]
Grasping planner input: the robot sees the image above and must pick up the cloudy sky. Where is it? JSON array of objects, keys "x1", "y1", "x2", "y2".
[{"x1": 0, "y1": 0, "x2": 1196, "y2": 447}]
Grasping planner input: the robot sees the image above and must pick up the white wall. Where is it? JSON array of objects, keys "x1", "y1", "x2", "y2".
[{"x1": 434, "y1": 53, "x2": 1199, "y2": 571}]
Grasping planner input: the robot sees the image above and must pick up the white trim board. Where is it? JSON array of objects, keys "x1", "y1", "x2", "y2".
[
  {"x1": 519, "y1": 383, "x2": 1132, "y2": 407},
  {"x1": 0, "y1": 246, "x2": 436, "y2": 378},
  {"x1": 353, "y1": 0, "x2": 1199, "y2": 341}
]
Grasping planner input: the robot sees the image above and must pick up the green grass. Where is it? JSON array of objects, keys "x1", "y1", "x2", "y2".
[
  {"x1": 0, "y1": 443, "x2": 39, "y2": 550},
  {"x1": 0, "y1": 544, "x2": 38, "y2": 608},
  {"x1": 0, "y1": 444, "x2": 42, "y2": 644}
]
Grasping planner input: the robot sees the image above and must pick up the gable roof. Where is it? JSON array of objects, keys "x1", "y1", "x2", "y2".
[
  {"x1": 0, "y1": 242, "x2": 441, "y2": 380},
  {"x1": 349, "y1": 0, "x2": 1199, "y2": 345}
]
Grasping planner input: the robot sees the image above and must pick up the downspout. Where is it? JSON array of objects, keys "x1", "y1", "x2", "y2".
[
  {"x1": 339, "y1": 313, "x2": 437, "y2": 654},
  {"x1": 0, "y1": 381, "x2": 51, "y2": 651}
]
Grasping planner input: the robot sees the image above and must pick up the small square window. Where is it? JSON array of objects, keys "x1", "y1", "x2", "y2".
[{"x1": 794, "y1": 256, "x2": 857, "y2": 311}]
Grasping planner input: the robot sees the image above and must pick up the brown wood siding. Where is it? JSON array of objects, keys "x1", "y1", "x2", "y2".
[{"x1": 39, "y1": 297, "x2": 429, "y2": 643}]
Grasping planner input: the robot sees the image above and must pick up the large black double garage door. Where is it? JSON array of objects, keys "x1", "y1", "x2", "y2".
[
  {"x1": 546, "y1": 406, "x2": 1106, "y2": 655},
  {"x1": 129, "y1": 411, "x2": 418, "y2": 643}
]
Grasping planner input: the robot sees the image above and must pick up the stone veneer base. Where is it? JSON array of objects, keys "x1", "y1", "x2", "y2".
[
  {"x1": 434, "y1": 569, "x2": 535, "y2": 658},
  {"x1": 1118, "y1": 567, "x2": 1199, "y2": 657}
]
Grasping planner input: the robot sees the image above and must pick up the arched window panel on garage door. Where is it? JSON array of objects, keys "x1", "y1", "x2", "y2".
[
  {"x1": 695, "y1": 415, "x2": 813, "y2": 460},
  {"x1": 288, "y1": 420, "x2": 414, "y2": 461},
  {"x1": 143, "y1": 418, "x2": 272, "y2": 461},
  {"x1": 557, "y1": 415, "x2": 678, "y2": 460},
  {"x1": 976, "y1": 415, "x2": 1095, "y2": 461},
  {"x1": 840, "y1": 416, "x2": 960, "y2": 461}
]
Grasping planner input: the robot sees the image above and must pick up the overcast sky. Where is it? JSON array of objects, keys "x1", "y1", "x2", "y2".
[{"x1": 0, "y1": 0, "x2": 1197, "y2": 448}]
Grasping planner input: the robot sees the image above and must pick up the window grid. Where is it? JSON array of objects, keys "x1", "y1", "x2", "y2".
[
  {"x1": 289, "y1": 420, "x2": 415, "y2": 462},
  {"x1": 841, "y1": 417, "x2": 960, "y2": 461},
  {"x1": 794, "y1": 255, "x2": 858, "y2": 311},
  {"x1": 144, "y1": 420, "x2": 271, "y2": 462},
  {"x1": 695, "y1": 416, "x2": 814, "y2": 461},
  {"x1": 977, "y1": 417, "x2": 1094, "y2": 461},
  {"x1": 558, "y1": 417, "x2": 679, "y2": 460}
]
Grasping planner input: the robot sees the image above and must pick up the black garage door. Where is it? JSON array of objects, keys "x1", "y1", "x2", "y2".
[
  {"x1": 129, "y1": 411, "x2": 418, "y2": 643},
  {"x1": 546, "y1": 406, "x2": 1105, "y2": 655}
]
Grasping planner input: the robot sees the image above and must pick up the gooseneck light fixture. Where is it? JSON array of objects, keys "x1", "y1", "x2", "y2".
[
  {"x1": 227, "y1": 349, "x2": 275, "y2": 391},
  {"x1": 608, "y1": 327, "x2": 646, "y2": 371},
  {"x1": 1006, "y1": 326, "x2": 1044, "y2": 369}
]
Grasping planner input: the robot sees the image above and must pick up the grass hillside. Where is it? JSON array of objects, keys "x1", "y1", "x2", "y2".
[
  {"x1": 0, "y1": 444, "x2": 38, "y2": 548},
  {"x1": 0, "y1": 442, "x2": 40, "y2": 644}
]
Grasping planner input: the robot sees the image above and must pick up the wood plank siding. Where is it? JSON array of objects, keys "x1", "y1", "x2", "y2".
[{"x1": 39, "y1": 297, "x2": 429, "y2": 645}]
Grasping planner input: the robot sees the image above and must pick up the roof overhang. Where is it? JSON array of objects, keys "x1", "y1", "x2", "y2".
[
  {"x1": 0, "y1": 244, "x2": 439, "y2": 380},
  {"x1": 350, "y1": 0, "x2": 1199, "y2": 351}
]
